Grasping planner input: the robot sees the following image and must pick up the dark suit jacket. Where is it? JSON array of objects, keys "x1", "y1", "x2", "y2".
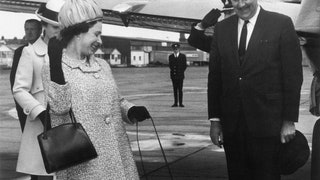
[
  {"x1": 169, "y1": 53, "x2": 187, "y2": 80},
  {"x1": 208, "y1": 8, "x2": 303, "y2": 137},
  {"x1": 10, "y1": 44, "x2": 27, "y2": 132},
  {"x1": 188, "y1": 23, "x2": 212, "y2": 53}
]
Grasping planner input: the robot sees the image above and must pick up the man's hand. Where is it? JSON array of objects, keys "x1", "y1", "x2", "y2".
[
  {"x1": 280, "y1": 120, "x2": 296, "y2": 143},
  {"x1": 210, "y1": 121, "x2": 224, "y2": 148},
  {"x1": 200, "y1": 9, "x2": 221, "y2": 29}
]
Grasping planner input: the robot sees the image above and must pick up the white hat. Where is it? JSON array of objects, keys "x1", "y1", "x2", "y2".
[{"x1": 35, "y1": 0, "x2": 65, "y2": 26}]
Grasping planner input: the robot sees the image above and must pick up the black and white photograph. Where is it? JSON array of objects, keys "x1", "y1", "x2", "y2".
[{"x1": 0, "y1": 0, "x2": 319, "y2": 179}]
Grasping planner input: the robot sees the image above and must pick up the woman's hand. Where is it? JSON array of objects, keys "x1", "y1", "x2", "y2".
[{"x1": 128, "y1": 106, "x2": 151, "y2": 122}]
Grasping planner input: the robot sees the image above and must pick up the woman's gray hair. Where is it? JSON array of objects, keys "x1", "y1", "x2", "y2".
[{"x1": 58, "y1": 0, "x2": 103, "y2": 29}]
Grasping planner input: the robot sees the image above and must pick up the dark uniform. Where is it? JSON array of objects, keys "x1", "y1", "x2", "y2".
[{"x1": 169, "y1": 43, "x2": 187, "y2": 107}]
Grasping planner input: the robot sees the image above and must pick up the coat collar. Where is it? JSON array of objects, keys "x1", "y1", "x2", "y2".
[
  {"x1": 228, "y1": 15, "x2": 239, "y2": 64},
  {"x1": 32, "y1": 37, "x2": 47, "y2": 56},
  {"x1": 62, "y1": 51, "x2": 101, "y2": 73}
]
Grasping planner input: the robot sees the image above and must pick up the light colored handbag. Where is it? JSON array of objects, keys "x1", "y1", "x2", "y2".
[{"x1": 295, "y1": 0, "x2": 320, "y2": 34}]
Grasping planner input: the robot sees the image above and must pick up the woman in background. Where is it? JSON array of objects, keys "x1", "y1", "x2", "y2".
[
  {"x1": 42, "y1": 0, "x2": 150, "y2": 179},
  {"x1": 12, "y1": 0, "x2": 65, "y2": 179}
]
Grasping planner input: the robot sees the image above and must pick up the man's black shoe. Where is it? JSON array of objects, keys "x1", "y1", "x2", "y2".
[
  {"x1": 179, "y1": 104, "x2": 185, "y2": 107},
  {"x1": 172, "y1": 104, "x2": 178, "y2": 107}
]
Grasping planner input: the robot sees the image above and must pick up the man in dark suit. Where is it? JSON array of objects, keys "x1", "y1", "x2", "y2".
[
  {"x1": 10, "y1": 19, "x2": 42, "y2": 132},
  {"x1": 206, "y1": 0, "x2": 303, "y2": 179},
  {"x1": 169, "y1": 43, "x2": 187, "y2": 107}
]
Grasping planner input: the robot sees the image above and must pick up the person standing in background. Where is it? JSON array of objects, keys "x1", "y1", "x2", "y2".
[
  {"x1": 208, "y1": 0, "x2": 302, "y2": 179},
  {"x1": 10, "y1": 19, "x2": 42, "y2": 132},
  {"x1": 169, "y1": 43, "x2": 187, "y2": 107},
  {"x1": 12, "y1": 0, "x2": 65, "y2": 179}
]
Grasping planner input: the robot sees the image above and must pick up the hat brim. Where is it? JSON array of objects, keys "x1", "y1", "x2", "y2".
[
  {"x1": 35, "y1": 9, "x2": 60, "y2": 26},
  {"x1": 279, "y1": 130, "x2": 310, "y2": 175}
]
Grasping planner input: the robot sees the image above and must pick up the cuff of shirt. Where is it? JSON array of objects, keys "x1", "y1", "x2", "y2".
[
  {"x1": 209, "y1": 118, "x2": 220, "y2": 122},
  {"x1": 195, "y1": 23, "x2": 205, "y2": 31}
]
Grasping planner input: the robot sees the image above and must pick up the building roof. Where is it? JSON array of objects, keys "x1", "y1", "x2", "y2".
[
  {"x1": 100, "y1": 48, "x2": 121, "y2": 55},
  {"x1": 95, "y1": 48, "x2": 104, "y2": 55},
  {"x1": 0, "y1": 44, "x2": 13, "y2": 52},
  {"x1": 104, "y1": 48, "x2": 114, "y2": 54}
]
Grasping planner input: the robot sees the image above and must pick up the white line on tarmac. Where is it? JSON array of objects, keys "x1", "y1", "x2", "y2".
[{"x1": 124, "y1": 93, "x2": 172, "y2": 98}]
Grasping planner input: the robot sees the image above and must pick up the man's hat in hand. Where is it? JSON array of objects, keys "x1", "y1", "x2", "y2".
[{"x1": 279, "y1": 130, "x2": 310, "y2": 175}]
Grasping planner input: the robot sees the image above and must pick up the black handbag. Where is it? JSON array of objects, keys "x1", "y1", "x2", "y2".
[{"x1": 37, "y1": 105, "x2": 98, "y2": 173}]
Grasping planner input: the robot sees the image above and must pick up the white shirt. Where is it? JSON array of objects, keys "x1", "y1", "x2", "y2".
[{"x1": 237, "y1": 6, "x2": 261, "y2": 50}]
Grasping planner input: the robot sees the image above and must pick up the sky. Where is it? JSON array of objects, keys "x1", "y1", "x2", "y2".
[{"x1": 0, "y1": 11, "x2": 180, "y2": 41}]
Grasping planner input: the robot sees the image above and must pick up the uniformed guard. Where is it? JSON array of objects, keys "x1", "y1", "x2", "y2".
[{"x1": 169, "y1": 43, "x2": 187, "y2": 107}]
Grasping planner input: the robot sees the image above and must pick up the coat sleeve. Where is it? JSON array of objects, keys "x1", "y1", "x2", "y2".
[
  {"x1": 182, "y1": 54, "x2": 187, "y2": 71},
  {"x1": 42, "y1": 56, "x2": 71, "y2": 116},
  {"x1": 280, "y1": 17, "x2": 303, "y2": 122},
  {"x1": 98, "y1": 58, "x2": 135, "y2": 124},
  {"x1": 188, "y1": 23, "x2": 213, "y2": 53},
  {"x1": 169, "y1": 54, "x2": 173, "y2": 70},
  {"x1": 46, "y1": 81, "x2": 72, "y2": 115},
  {"x1": 13, "y1": 47, "x2": 46, "y2": 121},
  {"x1": 207, "y1": 24, "x2": 222, "y2": 119},
  {"x1": 119, "y1": 97, "x2": 135, "y2": 124}
]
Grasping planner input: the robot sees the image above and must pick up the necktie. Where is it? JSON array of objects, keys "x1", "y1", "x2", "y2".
[{"x1": 238, "y1": 20, "x2": 249, "y2": 65}]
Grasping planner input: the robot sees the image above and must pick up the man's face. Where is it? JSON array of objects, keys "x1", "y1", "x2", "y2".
[
  {"x1": 24, "y1": 22, "x2": 42, "y2": 44},
  {"x1": 230, "y1": 0, "x2": 258, "y2": 20}
]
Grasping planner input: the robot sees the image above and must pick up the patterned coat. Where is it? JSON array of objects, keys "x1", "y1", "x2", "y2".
[
  {"x1": 12, "y1": 37, "x2": 53, "y2": 176},
  {"x1": 42, "y1": 52, "x2": 139, "y2": 180}
]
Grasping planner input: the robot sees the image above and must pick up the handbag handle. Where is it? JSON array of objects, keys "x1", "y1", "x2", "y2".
[
  {"x1": 69, "y1": 108, "x2": 77, "y2": 124},
  {"x1": 42, "y1": 104, "x2": 77, "y2": 138}
]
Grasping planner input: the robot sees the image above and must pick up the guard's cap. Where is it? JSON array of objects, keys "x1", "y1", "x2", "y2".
[{"x1": 171, "y1": 43, "x2": 180, "y2": 49}]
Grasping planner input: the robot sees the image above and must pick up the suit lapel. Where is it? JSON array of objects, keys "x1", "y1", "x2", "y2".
[
  {"x1": 243, "y1": 8, "x2": 266, "y2": 65},
  {"x1": 229, "y1": 16, "x2": 240, "y2": 66}
]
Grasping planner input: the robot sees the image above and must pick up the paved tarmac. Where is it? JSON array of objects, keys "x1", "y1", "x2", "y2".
[{"x1": 0, "y1": 66, "x2": 317, "y2": 180}]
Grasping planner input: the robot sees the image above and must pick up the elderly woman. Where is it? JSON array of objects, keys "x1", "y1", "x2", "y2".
[
  {"x1": 42, "y1": 0, "x2": 150, "y2": 179},
  {"x1": 12, "y1": 0, "x2": 65, "y2": 179}
]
